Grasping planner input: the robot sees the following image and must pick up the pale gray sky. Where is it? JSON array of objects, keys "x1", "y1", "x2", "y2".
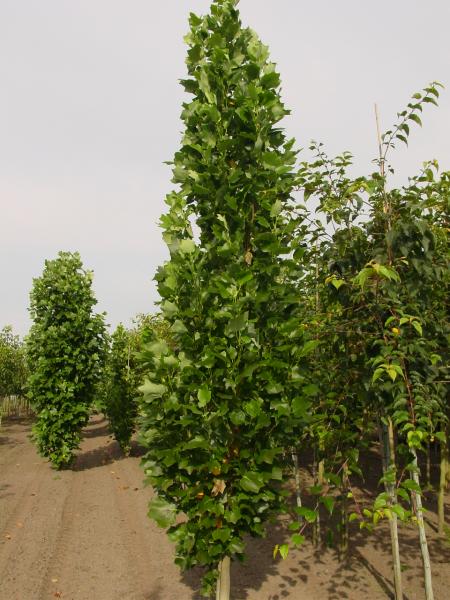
[{"x1": 1, "y1": 1, "x2": 449, "y2": 336}]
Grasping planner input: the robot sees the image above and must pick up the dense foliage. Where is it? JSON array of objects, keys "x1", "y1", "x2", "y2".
[
  {"x1": 140, "y1": 2, "x2": 449, "y2": 598},
  {"x1": 290, "y1": 87, "x2": 449, "y2": 600},
  {"x1": 139, "y1": 0, "x2": 311, "y2": 594},
  {"x1": 0, "y1": 325, "x2": 27, "y2": 398},
  {"x1": 104, "y1": 323, "x2": 141, "y2": 455},
  {"x1": 27, "y1": 251, "x2": 107, "y2": 468}
]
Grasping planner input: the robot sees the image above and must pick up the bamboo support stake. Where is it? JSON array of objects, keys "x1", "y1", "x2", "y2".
[
  {"x1": 387, "y1": 420, "x2": 403, "y2": 600},
  {"x1": 426, "y1": 440, "x2": 432, "y2": 488},
  {"x1": 378, "y1": 419, "x2": 403, "y2": 600},
  {"x1": 216, "y1": 556, "x2": 231, "y2": 600},
  {"x1": 312, "y1": 448, "x2": 321, "y2": 546},
  {"x1": 340, "y1": 463, "x2": 349, "y2": 560},
  {"x1": 438, "y1": 432, "x2": 448, "y2": 536},
  {"x1": 374, "y1": 103, "x2": 403, "y2": 598},
  {"x1": 410, "y1": 448, "x2": 434, "y2": 600},
  {"x1": 317, "y1": 458, "x2": 324, "y2": 545},
  {"x1": 291, "y1": 450, "x2": 303, "y2": 522}
]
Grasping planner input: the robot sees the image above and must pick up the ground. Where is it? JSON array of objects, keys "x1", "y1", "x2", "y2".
[{"x1": 1, "y1": 414, "x2": 449, "y2": 600}]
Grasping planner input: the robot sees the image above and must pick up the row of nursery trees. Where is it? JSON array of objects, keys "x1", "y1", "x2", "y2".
[
  {"x1": 23, "y1": 251, "x2": 151, "y2": 464},
  {"x1": 137, "y1": 2, "x2": 449, "y2": 599},
  {"x1": 15, "y1": 1, "x2": 448, "y2": 599},
  {"x1": 0, "y1": 326, "x2": 29, "y2": 422}
]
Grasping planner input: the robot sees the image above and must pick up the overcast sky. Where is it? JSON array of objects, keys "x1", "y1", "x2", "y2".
[{"x1": 1, "y1": 0, "x2": 449, "y2": 337}]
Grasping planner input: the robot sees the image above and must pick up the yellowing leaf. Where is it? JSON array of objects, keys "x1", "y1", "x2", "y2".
[{"x1": 211, "y1": 479, "x2": 226, "y2": 496}]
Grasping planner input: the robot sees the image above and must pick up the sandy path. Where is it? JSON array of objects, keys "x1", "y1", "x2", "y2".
[
  {"x1": 1, "y1": 415, "x2": 449, "y2": 600},
  {"x1": 0, "y1": 416, "x2": 195, "y2": 600}
]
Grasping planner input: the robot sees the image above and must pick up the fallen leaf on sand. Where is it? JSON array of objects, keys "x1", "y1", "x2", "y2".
[
  {"x1": 51, "y1": 578, "x2": 58, "y2": 583},
  {"x1": 5, "y1": 534, "x2": 11, "y2": 540}
]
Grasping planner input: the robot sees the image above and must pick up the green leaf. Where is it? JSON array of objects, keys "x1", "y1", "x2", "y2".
[
  {"x1": 197, "y1": 385, "x2": 211, "y2": 407},
  {"x1": 373, "y1": 493, "x2": 388, "y2": 510},
  {"x1": 139, "y1": 380, "x2": 167, "y2": 399},
  {"x1": 401, "y1": 479, "x2": 421, "y2": 493},
  {"x1": 409, "y1": 113, "x2": 422, "y2": 126},
  {"x1": 240, "y1": 471, "x2": 265, "y2": 493},
  {"x1": 291, "y1": 533, "x2": 305, "y2": 547},
  {"x1": 372, "y1": 368, "x2": 385, "y2": 383},
  {"x1": 299, "y1": 340, "x2": 320, "y2": 356},
  {"x1": 279, "y1": 544, "x2": 289, "y2": 559},
  {"x1": 387, "y1": 368, "x2": 398, "y2": 382},
  {"x1": 320, "y1": 496, "x2": 335, "y2": 515},
  {"x1": 331, "y1": 278, "x2": 345, "y2": 290},
  {"x1": 178, "y1": 239, "x2": 196, "y2": 254},
  {"x1": 295, "y1": 506, "x2": 317, "y2": 523},
  {"x1": 171, "y1": 319, "x2": 188, "y2": 334},
  {"x1": 270, "y1": 199, "x2": 282, "y2": 218},
  {"x1": 148, "y1": 497, "x2": 177, "y2": 528},
  {"x1": 411, "y1": 320, "x2": 423, "y2": 336},
  {"x1": 391, "y1": 504, "x2": 407, "y2": 520},
  {"x1": 292, "y1": 396, "x2": 311, "y2": 418},
  {"x1": 260, "y1": 71, "x2": 281, "y2": 89},
  {"x1": 227, "y1": 312, "x2": 248, "y2": 333},
  {"x1": 184, "y1": 435, "x2": 209, "y2": 450}
]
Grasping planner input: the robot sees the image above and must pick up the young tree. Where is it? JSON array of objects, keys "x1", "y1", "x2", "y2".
[
  {"x1": 297, "y1": 85, "x2": 448, "y2": 600},
  {"x1": 27, "y1": 251, "x2": 106, "y2": 468},
  {"x1": 0, "y1": 325, "x2": 27, "y2": 398},
  {"x1": 140, "y1": 1, "x2": 302, "y2": 596},
  {"x1": 104, "y1": 323, "x2": 140, "y2": 455}
]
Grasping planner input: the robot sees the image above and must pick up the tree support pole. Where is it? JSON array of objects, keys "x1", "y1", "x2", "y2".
[
  {"x1": 379, "y1": 419, "x2": 403, "y2": 600},
  {"x1": 438, "y1": 431, "x2": 448, "y2": 536},
  {"x1": 216, "y1": 556, "x2": 231, "y2": 600},
  {"x1": 410, "y1": 448, "x2": 434, "y2": 600}
]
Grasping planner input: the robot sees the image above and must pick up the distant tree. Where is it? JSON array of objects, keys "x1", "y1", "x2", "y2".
[
  {"x1": 104, "y1": 324, "x2": 139, "y2": 455},
  {"x1": 27, "y1": 251, "x2": 107, "y2": 468},
  {"x1": 0, "y1": 325, "x2": 27, "y2": 398}
]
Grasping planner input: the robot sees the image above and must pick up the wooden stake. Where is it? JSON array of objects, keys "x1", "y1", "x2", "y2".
[
  {"x1": 438, "y1": 432, "x2": 448, "y2": 536},
  {"x1": 379, "y1": 418, "x2": 403, "y2": 600},
  {"x1": 410, "y1": 448, "x2": 434, "y2": 600},
  {"x1": 216, "y1": 556, "x2": 231, "y2": 600},
  {"x1": 291, "y1": 450, "x2": 303, "y2": 523}
]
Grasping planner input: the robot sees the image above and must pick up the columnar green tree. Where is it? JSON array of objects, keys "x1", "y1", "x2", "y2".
[
  {"x1": 0, "y1": 325, "x2": 27, "y2": 398},
  {"x1": 139, "y1": 1, "x2": 305, "y2": 596},
  {"x1": 27, "y1": 251, "x2": 106, "y2": 468},
  {"x1": 104, "y1": 323, "x2": 140, "y2": 455}
]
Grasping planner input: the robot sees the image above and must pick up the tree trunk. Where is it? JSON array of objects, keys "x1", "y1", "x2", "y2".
[
  {"x1": 216, "y1": 556, "x2": 231, "y2": 600},
  {"x1": 410, "y1": 447, "x2": 434, "y2": 600},
  {"x1": 379, "y1": 419, "x2": 403, "y2": 600}
]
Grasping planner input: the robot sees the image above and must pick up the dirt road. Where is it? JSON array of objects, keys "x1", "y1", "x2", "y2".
[{"x1": 1, "y1": 415, "x2": 449, "y2": 599}]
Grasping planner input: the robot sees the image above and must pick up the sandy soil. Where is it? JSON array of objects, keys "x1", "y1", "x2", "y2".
[{"x1": 1, "y1": 414, "x2": 449, "y2": 600}]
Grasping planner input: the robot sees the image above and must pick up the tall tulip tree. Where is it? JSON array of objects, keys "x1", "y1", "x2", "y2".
[{"x1": 139, "y1": 0, "x2": 303, "y2": 596}]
